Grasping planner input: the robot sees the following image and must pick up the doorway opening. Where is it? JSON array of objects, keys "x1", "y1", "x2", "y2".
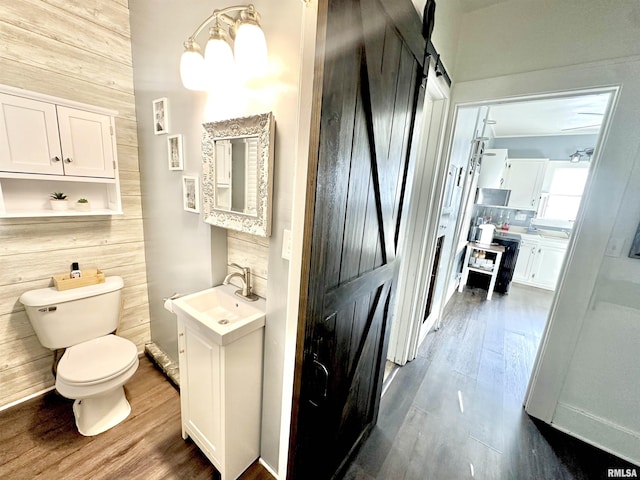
[
  {"x1": 363, "y1": 87, "x2": 624, "y2": 479},
  {"x1": 387, "y1": 86, "x2": 616, "y2": 396}
]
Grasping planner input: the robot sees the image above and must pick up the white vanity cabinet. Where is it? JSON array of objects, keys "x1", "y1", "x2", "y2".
[
  {"x1": 503, "y1": 158, "x2": 548, "y2": 210},
  {"x1": 0, "y1": 85, "x2": 121, "y2": 217},
  {"x1": 513, "y1": 234, "x2": 568, "y2": 290},
  {"x1": 177, "y1": 312, "x2": 264, "y2": 480}
]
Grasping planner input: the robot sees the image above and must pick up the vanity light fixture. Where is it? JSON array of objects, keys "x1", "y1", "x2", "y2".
[{"x1": 180, "y1": 4, "x2": 268, "y2": 91}]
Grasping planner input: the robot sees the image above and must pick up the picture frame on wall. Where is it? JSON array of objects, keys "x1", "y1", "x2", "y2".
[
  {"x1": 153, "y1": 97, "x2": 169, "y2": 135},
  {"x1": 167, "y1": 134, "x2": 184, "y2": 171},
  {"x1": 182, "y1": 175, "x2": 199, "y2": 213}
]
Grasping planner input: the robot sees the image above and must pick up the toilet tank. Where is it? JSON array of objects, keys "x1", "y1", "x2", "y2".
[{"x1": 19, "y1": 276, "x2": 124, "y2": 349}]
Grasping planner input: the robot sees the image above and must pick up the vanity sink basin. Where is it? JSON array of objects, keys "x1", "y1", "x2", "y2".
[{"x1": 171, "y1": 284, "x2": 265, "y2": 345}]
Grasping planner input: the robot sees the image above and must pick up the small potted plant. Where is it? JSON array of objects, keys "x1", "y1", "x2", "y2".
[
  {"x1": 76, "y1": 198, "x2": 91, "y2": 212},
  {"x1": 50, "y1": 192, "x2": 68, "y2": 211}
]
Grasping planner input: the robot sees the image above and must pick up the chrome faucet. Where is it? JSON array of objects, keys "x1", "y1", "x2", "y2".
[{"x1": 223, "y1": 263, "x2": 259, "y2": 301}]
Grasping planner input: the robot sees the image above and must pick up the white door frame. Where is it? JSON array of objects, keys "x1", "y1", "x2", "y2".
[
  {"x1": 436, "y1": 58, "x2": 636, "y2": 431},
  {"x1": 387, "y1": 66, "x2": 450, "y2": 365}
]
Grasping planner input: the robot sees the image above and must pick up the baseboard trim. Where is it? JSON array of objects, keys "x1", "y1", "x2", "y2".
[
  {"x1": 0, "y1": 386, "x2": 55, "y2": 412},
  {"x1": 259, "y1": 457, "x2": 280, "y2": 479},
  {"x1": 553, "y1": 402, "x2": 640, "y2": 467},
  {"x1": 144, "y1": 342, "x2": 180, "y2": 388}
]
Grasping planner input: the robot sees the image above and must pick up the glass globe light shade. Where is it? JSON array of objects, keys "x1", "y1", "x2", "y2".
[
  {"x1": 180, "y1": 43, "x2": 206, "y2": 91},
  {"x1": 234, "y1": 22, "x2": 268, "y2": 81},
  {"x1": 204, "y1": 35, "x2": 235, "y2": 87}
]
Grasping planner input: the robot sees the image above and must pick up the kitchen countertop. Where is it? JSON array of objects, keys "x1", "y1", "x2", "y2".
[{"x1": 490, "y1": 225, "x2": 571, "y2": 243}]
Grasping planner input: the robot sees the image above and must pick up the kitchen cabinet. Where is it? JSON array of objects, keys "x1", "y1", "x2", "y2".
[
  {"x1": 0, "y1": 85, "x2": 121, "y2": 217},
  {"x1": 513, "y1": 236, "x2": 539, "y2": 284},
  {"x1": 503, "y1": 158, "x2": 548, "y2": 210},
  {"x1": 513, "y1": 234, "x2": 568, "y2": 290},
  {"x1": 177, "y1": 311, "x2": 264, "y2": 480},
  {"x1": 478, "y1": 148, "x2": 508, "y2": 188}
]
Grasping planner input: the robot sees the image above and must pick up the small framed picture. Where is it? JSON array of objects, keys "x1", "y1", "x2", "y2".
[
  {"x1": 167, "y1": 134, "x2": 184, "y2": 171},
  {"x1": 153, "y1": 97, "x2": 169, "y2": 135},
  {"x1": 182, "y1": 175, "x2": 199, "y2": 213}
]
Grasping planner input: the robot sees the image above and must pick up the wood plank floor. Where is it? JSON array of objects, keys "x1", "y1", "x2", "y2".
[
  {"x1": 345, "y1": 284, "x2": 639, "y2": 479},
  {"x1": 0, "y1": 356, "x2": 274, "y2": 480}
]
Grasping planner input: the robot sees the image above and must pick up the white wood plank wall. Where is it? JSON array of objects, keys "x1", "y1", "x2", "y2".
[
  {"x1": 227, "y1": 231, "x2": 269, "y2": 298},
  {"x1": 0, "y1": 1, "x2": 150, "y2": 408}
]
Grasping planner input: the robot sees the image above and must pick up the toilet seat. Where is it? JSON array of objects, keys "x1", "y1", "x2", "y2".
[{"x1": 57, "y1": 334, "x2": 138, "y2": 386}]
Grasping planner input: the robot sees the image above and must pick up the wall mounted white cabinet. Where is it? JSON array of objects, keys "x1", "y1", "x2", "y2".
[
  {"x1": 503, "y1": 158, "x2": 548, "y2": 210},
  {"x1": 513, "y1": 234, "x2": 568, "y2": 290},
  {"x1": 0, "y1": 85, "x2": 121, "y2": 217},
  {"x1": 478, "y1": 148, "x2": 508, "y2": 188},
  {"x1": 177, "y1": 312, "x2": 264, "y2": 480}
]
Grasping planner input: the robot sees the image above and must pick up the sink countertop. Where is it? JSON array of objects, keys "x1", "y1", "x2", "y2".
[{"x1": 172, "y1": 284, "x2": 266, "y2": 345}]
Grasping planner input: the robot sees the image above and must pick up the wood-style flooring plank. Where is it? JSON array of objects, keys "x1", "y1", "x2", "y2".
[
  {"x1": 345, "y1": 284, "x2": 639, "y2": 479},
  {"x1": 0, "y1": 357, "x2": 274, "y2": 480}
]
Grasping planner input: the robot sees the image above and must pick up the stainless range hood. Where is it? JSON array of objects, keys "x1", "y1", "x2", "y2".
[{"x1": 475, "y1": 187, "x2": 511, "y2": 206}]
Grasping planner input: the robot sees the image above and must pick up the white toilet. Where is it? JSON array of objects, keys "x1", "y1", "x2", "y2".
[{"x1": 20, "y1": 276, "x2": 139, "y2": 436}]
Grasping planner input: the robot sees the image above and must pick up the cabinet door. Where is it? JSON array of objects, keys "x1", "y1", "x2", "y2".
[
  {"x1": 57, "y1": 106, "x2": 115, "y2": 178},
  {"x1": 181, "y1": 318, "x2": 222, "y2": 461},
  {"x1": 513, "y1": 239, "x2": 538, "y2": 283},
  {"x1": 530, "y1": 243, "x2": 567, "y2": 290},
  {"x1": 478, "y1": 149, "x2": 508, "y2": 188},
  {"x1": 0, "y1": 94, "x2": 63, "y2": 174},
  {"x1": 504, "y1": 159, "x2": 547, "y2": 210}
]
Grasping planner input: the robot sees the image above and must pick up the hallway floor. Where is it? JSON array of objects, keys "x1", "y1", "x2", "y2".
[{"x1": 345, "y1": 284, "x2": 638, "y2": 479}]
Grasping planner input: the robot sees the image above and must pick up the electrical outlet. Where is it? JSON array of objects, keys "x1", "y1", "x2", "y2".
[
  {"x1": 605, "y1": 237, "x2": 624, "y2": 257},
  {"x1": 515, "y1": 213, "x2": 526, "y2": 221}
]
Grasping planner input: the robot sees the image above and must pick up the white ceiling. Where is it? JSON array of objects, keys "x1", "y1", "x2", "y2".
[
  {"x1": 486, "y1": 93, "x2": 610, "y2": 138},
  {"x1": 408, "y1": 0, "x2": 611, "y2": 138}
]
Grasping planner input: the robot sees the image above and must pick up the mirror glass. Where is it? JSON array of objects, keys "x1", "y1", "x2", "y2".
[
  {"x1": 202, "y1": 112, "x2": 274, "y2": 237},
  {"x1": 213, "y1": 137, "x2": 259, "y2": 215}
]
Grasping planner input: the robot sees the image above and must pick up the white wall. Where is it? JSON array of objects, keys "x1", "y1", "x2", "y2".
[
  {"x1": 449, "y1": 0, "x2": 640, "y2": 464},
  {"x1": 491, "y1": 134, "x2": 599, "y2": 161},
  {"x1": 129, "y1": 0, "x2": 223, "y2": 366},
  {"x1": 412, "y1": 0, "x2": 464, "y2": 79},
  {"x1": 454, "y1": 0, "x2": 640, "y2": 82},
  {"x1": 129, "y1": 0, "x2": 308, "y2": 474}
]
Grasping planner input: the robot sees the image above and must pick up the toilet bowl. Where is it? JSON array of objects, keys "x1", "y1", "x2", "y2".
[
  {"x1": 19, "y1": 276, "x2": 139, "y2": 436},
  {"x1": 56, "y1": 334, "x2": 139, "y2": 436}
]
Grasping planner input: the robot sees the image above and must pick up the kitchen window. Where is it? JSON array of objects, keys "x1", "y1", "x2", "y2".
[{"x1": 539, "y1": 167, "x2": 589, "y2": 220}]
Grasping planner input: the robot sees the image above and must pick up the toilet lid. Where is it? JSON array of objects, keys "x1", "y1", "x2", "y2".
[{"x1": 57, "y1": 334, "x2": 138, "y2": 385}]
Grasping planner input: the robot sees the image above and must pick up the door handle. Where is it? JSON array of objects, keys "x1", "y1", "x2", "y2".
[
  {"x1": 52, "y1": 156, "x2": 61, "y2": 163},
  {"x1": 307, "y1": 354, "x2": 329, "y2": 408},
  {"x1": 64, "y1": 157, "x2": 73, "y2": 163}
]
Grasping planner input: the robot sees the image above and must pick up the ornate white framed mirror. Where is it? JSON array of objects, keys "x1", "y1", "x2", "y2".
[{"x1": 202, "y1": 112, "x2": 274, "y2": 237}]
